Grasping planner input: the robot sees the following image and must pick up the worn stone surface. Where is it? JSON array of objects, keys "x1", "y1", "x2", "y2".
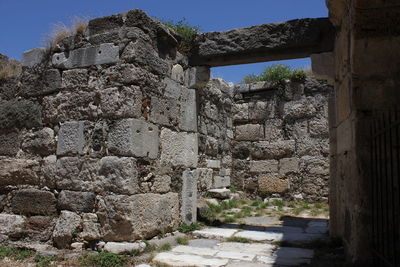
[
  {"x1": 97, "y1": 193, "x2": 180, "y2": 241},
  {"x1": 235, "y1": 124, "x2": 264, "y2": 141},
  {"x1": 250, "y1": 160, "x2": 279, "y2": 173},
  {"x1": 258, "y1": 174, "x2": 289, "y2": 193},
  {"x1": 196, "y1": 168, "x2": 213, "y2": 191},
  {"x1": 279, "y1": 158, "x2": 300, "y2": 175},
  {"x1": 160, "y1": 128, "x2": 198, "y2": 167},
  {"x1": 185, "y1": 66, "x2": 210, "y2": 89},
  {"x1": 212, "y1": 176, "x2": 230, "y2": 189},
  {"x1": 22, "y1": 128, "x2": 55, "y2": 156},
  {"x1": 62, "y1": 69, "x2": 88, "y2": 88},
  {"x1": 108, "y1": 118, "x2": 159, "y2": 159},
  {"x1": 0, "y1": 214, "x2": 26, "y2": 236},
  {"x1": 88, "y1": 14, "x2": 124, "y2": 35},
  {"x1": 52, "y1": 43, "x2": 119, "y2": 69},
  {"x1": 251, "y1": 140, "x2": 296, "y2": 160},
  {"x1": 22, "y1": 48, "x2": 47, "y2": 67},
  {"x1": 58, "y1": 190, "x2": 95, "y2": 213},
  {"x1": 0, "y1": 158, "x2": 40, "y2": 186},
  {"x1": 192, "y1": 18, "x2": 334, "y2": 66},
  {"x1": 11, "y1": 189, "x2": 57, "y2": 216},
  {"x1": 0, "y1": 131, "x2": 20, "y2": 156},
  {"x1": 80, "y1": 213, "x2": 101, "y2": 241},
  {"x1": 56, "y1": 121, "x2": 85, "y2": 156},
  {"x1": 283, "y1": 99, "x2": 317, "y2": 120},
  {"x1": 104, "y1": 241, "x2": 146, "y2": 254},
  {"x1": 52, "y1": 211, "x2": 81, "y2": 249},
  {"x1": 99, "y1": 86, "x2": 143, "y2": 118},
  {"x1": 0, "y1": 99, "x2": 42, "y2": 129},
  {"x1": 181, "y1": 169, "x2": 198, "y2": 223},
  {"x1": 149, "y1": 96, "x2": 179, "y2": 126}
]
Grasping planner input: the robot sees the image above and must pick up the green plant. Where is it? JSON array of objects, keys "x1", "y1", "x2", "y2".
[
  {"x1": 220, "y1": 199, "x2": 239, "y2": 210},
  {"x1": 142, "y1": 240, "x2": 156, "y2": 253},
  {"x1": 0, "y1": 246, "x2": 34, "y2": 260},
  {"x1": 226, "y1": 236, "x2": 253, "y2": 243},
  {"x1": 79, "y1": 252, "x2": 126, "y2": 267},
  {"x1": 223, "y1": 216, "x2": 236, "y2": 223},
  {"x1": 178, "y1": 222, "x2": 202, "y2": 233},
  {"x1": 242, "y1": 64, "x2": 308, "y2": 84},
  {"x1": 251, "y1": 200, "x2": 262, "y2": 207},
  {"x1": 34, "y1": 255, "x2": 58, "y2": 267},
  {"x1": 158, "y1": 243, "x2": 172, "y2": 252},
  {"x1": 176, "y1": 237, "x2": 189, "y2": 245},
  {"x1": 289, "y1": 69, "x2": 307, "y2": 82},
  {"x1": 162, "y1": 18, "x2": 200, "y2": 55},
  {"x1": 229, "y1": 186, "x2": 238, "y2": 193}
]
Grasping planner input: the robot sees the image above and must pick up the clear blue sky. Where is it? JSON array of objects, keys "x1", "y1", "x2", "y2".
[{"x1": 0, "y1": 0, "x2": 328, "y2": 83}]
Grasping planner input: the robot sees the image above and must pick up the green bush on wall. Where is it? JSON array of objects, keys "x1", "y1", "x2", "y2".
[
  {"x1": 162, "y1": 18, "x2": 200, "y2": 55},
  {"x1": 243, "y1": 64, "x2": 308, "y2": 84}
]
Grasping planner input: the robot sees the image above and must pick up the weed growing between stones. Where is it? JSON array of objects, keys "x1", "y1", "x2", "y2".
[
  {"x1": 34, "y1": 255, "x2": 59, "y2": 267},
  {"x1": 158, "y1": 243, "x2": 172, "y2": 252},
  {"x1": 226, "y1": 236, "x2": 253, "y2": 243},
  {"x1": 178, "y1": 222, "x2": 203, "y2": 233},
  {"x1": 161, "y1": 18, "x2": 200, "y2": 55},
  {"x1": 176, "y1": 237, "x2": 189, "y2": 245},
  {"x1": 0, "y1": 246, "x2": 34, "y2": 261},
  {"x1": 242, "y1": 64, "x2": 308, "y2": 84},
  {"x1": 79, "y1": 252, "x2": 127, "y2": 267}
]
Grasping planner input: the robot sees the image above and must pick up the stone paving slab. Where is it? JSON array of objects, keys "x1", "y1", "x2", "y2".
[
  {"x1": 226, "y1": 262, "x2": 273, "y2": 267},
  {"x1": 188, "y1": 238, "x2": 219, "y2": 248},
  {"x1": 234, "y1": 230, "x2": 283, "y2": 241},
  {"x1": 172, "y1": 245, "x2": 218, "y2": 257},
  {"x1": 153, "y1": 252, "x2": 229, "y2": 267},
  {"x1": 215, "y1": 250, "x2": 256, "y2": 261},
  {"x1": 193, "y1": 228, "x2": 238, "y2": 239},
  {"x1": 214, "y1": 242, "x2": 275, "y2": 256}
]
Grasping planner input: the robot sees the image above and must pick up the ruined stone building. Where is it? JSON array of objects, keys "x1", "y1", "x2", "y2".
[{"x1": 0, "y1": 0, "x2": 399, "y2": 265}]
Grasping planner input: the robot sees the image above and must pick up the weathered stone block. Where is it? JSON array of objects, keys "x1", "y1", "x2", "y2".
[
  {"x1": 249, "y1": 101, "x2": 275, "y2": 120},
  {"x1": 0, "y1": 131, "x2": 20, "y2": 156},
  {"x1": 309, "y1": 117, "x2": 329, "y2": 137},
  {"x1": 184, "y1": 66, "x2": 210, "y2": 89},
  {"x1": 52, "y1": 43, "x2": 119, "y2": 69},
  {"x1": 108, "y1": 119, "x2": 159, "y2": 159},
  {"x1": 62, "y1": 69, "x2": 88, "y2": 88},
  {"x1": 205, "y1": 136, "x2": 218, "y2": 156},
  {"x1": 149, "y1": 96, "x2": 179, "y2": 126},
  {"x1": 206, "y1": 159, "x2": 221, "y2": 169},
  {"x1": 22, "y1": 128, "x2": 55, "y2": 156},
  {"x1": 233, "y1": 103, "x2": 249, "y2": 121},
  {"x1": 196, "y1": 168, "x2": 213, "y2": 191},
  {"x1": 43, "y1": 90, "x2": 97, "y2": 123},
  {"x1": 283, "y1": 99, "x2": 316, "y2": 120},
  {"x1": 265, "y1": 119, "x2": 284, "y2": 141},
  {"x1": 99, "y1": 86, "x2": 142, "y2": 118},
  {"x1": 181, "y1": 169, "x2": 198, "y2": 223},
  {"x1": 258, "y1": 174, "x2": 289, "y2": 193},
  {"x1": 235, "y1": 124, "x2": 264, "y2": 141},
  {"x1": 53, "y1": 211, "x2": 81, "y2": 249},
  {"x1": 122, "y1": 40, "x2": 168, "y2": 75},
  {"x1": 80, "y1": 213, "x2": 101, "y2": 241},
  {"x1": 151, "y1": 175, "x2": 171, "y2": 193},
  {"x1": 11, "y1": 189, "x2": 57, "y2": 216},
  {"x1": 46, "y1": 156, "x2": 140, "y2": 195},
  {"x1": 0, "y1": 158, "x2": 40, "y2": 186},
  {"x1": 212, "y1": 176, "x2": 231, "y2": 188},
  {"x1": 251, "y1": 140, "x2": 296, "y2": 160},
  {"x1": 58, "y1": 190, "x2": 96, "y2": 213},
  {"x1": 160, "y1": 128, "x2": 198, "y2": 167},
  {"x1": 300, "y1": 156, "x2": 329, "y2": 176},
  {"x1": 179, "y1": 88, "x2": 197, "y2": 132},
  {"x1": 104, "y1": 242, "x2": 146, "y2": 254},
  {"x1": 88, "y1": 14, "x2": 124, "y2": 35},
  {"x1": 279, "y1": 158, "x2": 300, "y2": 175},
  {"x1": 311, "y1": 52, "x2": 334, "y2": 83},
  {"x1": 56, "y1": 121, "x2": 85, "y2": 156},
  {"x1": 250, "y1": 160, "x2": 279, "y2": 173},
  {"x1": 0, "y1": 214, "x2": 26, "y2": 236},
  {"x1": 0, "y1": 99, "x2": 42, "y2": 129},
  {"x1": 22, "y1": 47, "x2": 47, "y2": 67},
  {"x1": 97, "y1": 193, "x2": 180, "y2": 241},
  {"x1": 171, "y1": 64, "x2": 184, "y2": 84}
]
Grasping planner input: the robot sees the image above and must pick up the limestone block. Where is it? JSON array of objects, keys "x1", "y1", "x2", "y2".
[
  {"x1": 108, "y1": 118, "x2": 159, "y2": 159},
  {"x1": 219, "y1": 169, "x2": 231, "y2": 176},
  {"x1": 236, "y1": 84, "x2": 250, "y2": 93},
  {"x1": 22, "y1": 47, "x2": 47, "y2": 67},
  {"x1": 58, "y1": 190, "x2": 96, "y2": 213},
  {"x1": 171, "y1": 64, "x2": 184, "y2": 84},
  {"x1": 264, "y1": 119, "x2": 283, "y2": 141},
  {"x1": 296, "y1": 136, "x2": 321, "y2": 156},
  {"x1": 213, "y1": 176, "x2": 231, "y2": 188},
  {"x1": 311, "y1": 52, "x2": 334, "y2": 84},
  {"x1": 97, "y1": 193, "x2": 180, "y2": 241},
  {"x1": 249, "y1": 101, "x2": 275, "y2": 120},
  {"x1": 249, "y1": 160, "x2": 279, "y2": 173},
  {"x1": 249, "y1": 81, "x2": 274, "y2": 92},
  {"x1": 0, "y1": 131, "x2": 20, "y2": 156},
  {"x1": 205, "y1": 136, "x2": 218, "y2": 156},
  {"x1": 45, "y1": 156, "x2": 140, "y2": 195},
  {"x1": 279, "y1": 158, "x2": 300, "y2": 175},
  {"x1": 283, "y1": 99, "x2": 316, "y2": 120},
  {"x1": 0, "y1": 158, "x2": 40, "y2": 186},
  {"x1": 149, "y1": 96, "x2": 179, "y2": 126},
  {"x1": 206, "y1": 159, "x2": 221, "y2": 169},
  {"x1": 208, "y1": 188, "x2": 231, "y2": 199},
  {"x1": 179, "y1": 88, "x2": 197, "y2": 132},
  {"x1": 235, "y1": 124, "x2": 264, "y2": 141},
  {"x1": 258, "y1": 174, "x2": 289, "y2": 193},
  {"x1": 0, "y1": 214, "x2": 26, "y2": 235},
  {"x1": 287, "y1": 120, "x2": 308, "y2": 139},
  {"x1": 22, "y1": 128, "x2": 55, "y2": 156},
  {"x1": 309, "y1": 117, "x2": 329, "y2": 137},
  {"x1": 52, "y1": 211, "x2": 81, "y2": 249},
  {"x1": 151, "y1": 175, "x2": 171, "y2": 193},
  {"x1": 56, "y1": 121, "x2": 85, "y2": 156},
  {"x1": 88, "y1": 14, "x2": 124, "y2": 35},
  {"x1": 43, "y1": 90, "x2": 97, "y2": 123},
  {"x1": 204, "y1": 102, "x2": 219, "y2": 121},
  {"x1": 160, "y1": 128, "x2": 198, "y2": 167},
  {"x1": 80, "y1": 213, "x2": 101, "y2": 241},
  {"x1": 0, "y1": 99, "x2": 42, "y2": 129},
  {"x1": 185, "y1": 66, "x2": 210, "y2": 89},
  {"x1": 99, "y1": 86, "x2": 142, "y2": 118},
  {"x1": 11, "y1": 189, "x2": 57, "y2": 216},
  {"x1": 251, "y1": 140, "x2": 296, "y2": 160},
  {"x1": 233, "y1": 103, "x2": 249, "y2": 121},
  {"x1": 122, "y1": 40, "x2": 168, "y2": 75},
  {"x1": 196, "y1": 168, "x2": 213, "y2": 191},
  {"x1": 62, "y1": 69, "x2": 88, "y2": 88},
  {"x1": 104, "y1": 242, "x2": 146, "y2": 254},
  {"x1": 181, "y1": 169, "x2": 198, "y2": 223},
  {"x1": 53, "y1": 43, "x2": 119, "y2": 69},
  {"x1": 300, "y1": 156, "x2": 329, "y2": 176}
]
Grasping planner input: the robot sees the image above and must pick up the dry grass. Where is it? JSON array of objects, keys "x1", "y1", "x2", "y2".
[
  {"x1": 0, "y1": 59, "x2": 21, "y2": 80},
  {"x1": 44, "y1": 16, "x2": 89, "y2": 48}
]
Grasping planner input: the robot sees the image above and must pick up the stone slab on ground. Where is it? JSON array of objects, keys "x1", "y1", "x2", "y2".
[
  {"x1": 172, "y1": 245, "x2": 217, "y2": 257},
  {"x1": 188, "y1": 239, "x2": 219, "y2": 248},
  {"x1": 234, "y1": 230, "x2": 283, "y2": 242},
  {"x1": 214, "y1": 242, "x2": 275, "y2": 256},
  {"x1": 193, "y1": 228, "x2": 238, "y2": 239},
  {"x1": 153, "y1": 252, "x2": 229, "y2": 267}
]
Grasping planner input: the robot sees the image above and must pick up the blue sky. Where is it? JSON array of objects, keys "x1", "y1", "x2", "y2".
[{"x1": 0, "y1": 0, "x2": 328, "y2": 83}]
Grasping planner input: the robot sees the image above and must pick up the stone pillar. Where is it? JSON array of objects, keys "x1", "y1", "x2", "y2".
[{"x1": 181, "y1": 169, "x2": 198, "y2": 223}]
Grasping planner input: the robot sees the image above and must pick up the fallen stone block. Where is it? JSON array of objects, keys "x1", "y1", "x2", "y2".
[{"x1": 104, "y1": 241, "x2": 146, "y2": 254}]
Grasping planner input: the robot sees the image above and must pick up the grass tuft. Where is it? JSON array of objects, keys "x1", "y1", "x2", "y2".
[
  {"x1": 226, "y1": 236, "x2": 253, "y2": 243},
  {"x1": 0, "y1": 246, "x2": 34, "y2": 260},
  {"x1": 178, "y1": 222, "x2": 202, "y2": 233},
  {"x1": 79, "y1": 252, "x2": 126, "y2": 267},
  {"x1": 162, "y1": 18, "x2": 200, "y2": 55},
  {"x1": 176, "y1": 237, "x2": 189, "y2": 245},
  {"x1": 243, "y1": 64, "x2": 308, "y2": 84}
]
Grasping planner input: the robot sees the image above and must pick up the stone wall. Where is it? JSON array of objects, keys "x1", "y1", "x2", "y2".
[
  {"x1": 0, "y1": 9, "x2": 212, "y2": 248},
  {"x1": 231, "y1": 78, "x2": 332, "y2": 201}
]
